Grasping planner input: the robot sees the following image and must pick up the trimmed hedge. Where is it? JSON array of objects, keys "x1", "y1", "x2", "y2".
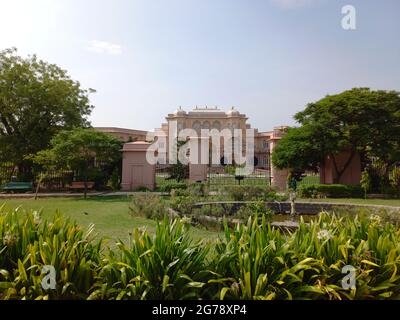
[
  {"x1": 221, "y1": 185, "x2": 286, "y2": 202},
  {"x1": 156, "y1": 181, "x2": 188, "y2": 193},
  {"x1": 298, "y1": 184, "x2": 364, "y2": 198}
]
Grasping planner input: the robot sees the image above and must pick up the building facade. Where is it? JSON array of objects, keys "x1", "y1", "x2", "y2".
[
  {"x1": 154, "y1": 107, "x2": 287, "y2": 169},
  {"x1": 96, "y1": 106, "x2": 289, "y2": 189},
  {"x1": 95, "y1": 127, "x2": 148, "y2": 143}
]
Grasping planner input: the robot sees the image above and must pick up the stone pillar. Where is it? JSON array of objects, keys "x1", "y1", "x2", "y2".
[
  {"x1": 271, "y1": 166, "x2": 289, "y2": 191},
  {"x1": 270, "y1": 138, "x2": 289, "y2": 191},
  {"x1": 189, "y1": 163, "x2": 208, "y2": 183},
  {"x1": 121, "y1": 142, "x2": 155, "y2": 191},
  {"x1": 189, "y1": 137, "x2": 208, "y2": 183}
]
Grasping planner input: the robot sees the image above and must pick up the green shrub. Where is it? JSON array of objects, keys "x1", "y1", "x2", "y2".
[
  {"x1": 76, "y1": 167, "x2": 108, "y2": 189},
  {"x1": 192, "y1": 204, "x2": 226, "y2": 218},
  {"x1": 92, "y1": 218, "x2": 210, "y2": 300},
  {"x1": 157, "y1": 182, "x2": 188, "y2": 193},
  {"x1": 298, "y1": 184, "x2": 364, "y2": 198},
  {"x1": 169, "y1": 184, "x2": 210, "y2": 216},
  {"x1": 224, "y1": 165, "x2": 236, "y2": 175},
  {"x1": 221, "y1": 185, "x2": 281, "y2": 201},
  {"x1": 389, "y1": 167, "x2": 400, "y2": 196},
  {"x1": 169, "y1": 189, "x2": 196, "y2": 215},
  {"x1": 0, "y1": 206, "x2": 101, "y2": 300},
  {"x1": 209, "y1": 213, "x2": 400, "y2": 300},
  {"x1": 3, "y1": 205, "x2": 400, "y2": 300},
  {"x1": 366, "y1": 159, "x2": 390, "y2": 194},
  {"x1": 188, "y1": 182, "x2": 208, "y2": 197},
  {"x1": 129, "y1": 193, "x2": 167, "y2": 220},
  {"x1": 109, "y1": 168, "x2": 121, "y2": 191},
  {"x1": 234, "y1": 201, "x2": 274, "y2": 220}
]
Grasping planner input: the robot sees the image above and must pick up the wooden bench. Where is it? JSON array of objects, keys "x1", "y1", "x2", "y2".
[
  {"x1": 1, "y1": 182, "x2": 33, "y2": 192},
  {"x1": 67, "y1": 181, "x2": 95, "y2": 191}
]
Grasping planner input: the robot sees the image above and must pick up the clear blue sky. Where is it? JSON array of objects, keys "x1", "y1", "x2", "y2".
[{"x1": 1, "y1": 0, "x2": 399, "y2": 131}]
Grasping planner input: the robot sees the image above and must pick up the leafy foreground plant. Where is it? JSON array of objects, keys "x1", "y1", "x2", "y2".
[
  {"x1": 2, "y1": 206, "x2": 400, "y2": 300},
  {"x1": 91, "y1": 218, "x2": 210, "y2": 300},
  {"x1": 210, "y1": 213, "x2": 400, "y2": 300},
  {"x1": 0, "y1": 206, "x2": 102, "y2": 300}
]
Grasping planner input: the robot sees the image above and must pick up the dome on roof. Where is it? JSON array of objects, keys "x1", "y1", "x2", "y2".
[
  {"x1": 174, "y1": 106, "x2": 187, "y2": 116},
  {"x1": 227, "y1": 107, "x2": 240, "y2": 116}
]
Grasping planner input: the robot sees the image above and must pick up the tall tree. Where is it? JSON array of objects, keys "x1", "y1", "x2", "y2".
[
  {"x1": 0, "y1": 48, "x2": 94, "y2": 179},
  {"x1": 273, "y1": 88, "x2": 400, "y2": 183}
]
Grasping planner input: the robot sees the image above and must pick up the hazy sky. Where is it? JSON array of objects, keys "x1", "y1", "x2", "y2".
[{"x1": 1, "y1": 0, "x2": 399, "y2": 131}]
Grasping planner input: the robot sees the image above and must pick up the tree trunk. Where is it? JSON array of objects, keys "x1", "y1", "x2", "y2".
[
  {"x1": 35, "y1": 179, "x2": 41, "y2": 200},
  {"x1": 331, "y1": 150, "x2": 356, "y2": 184},
  {"x1": 83, "y1": 162, "x2": 88, "y2": 199}
]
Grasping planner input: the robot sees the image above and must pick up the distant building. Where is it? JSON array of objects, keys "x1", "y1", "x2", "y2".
[
  {"x1": 96, "y1": 106, "x2": 289, "y2": 189},
  {"x1": 94, "y1": 127, "x2": 148, "y2": 143}
]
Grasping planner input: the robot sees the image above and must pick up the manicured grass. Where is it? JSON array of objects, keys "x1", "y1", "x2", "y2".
[
  {"x1": 0, "y1": 196, "x2": 220, "y2": 243},
  {"x1": 299, "y1": 198, "x2": 400, "y2": 207},
  {"x1": 3, "y1": 195, "x2": 398, "y2": 247}
]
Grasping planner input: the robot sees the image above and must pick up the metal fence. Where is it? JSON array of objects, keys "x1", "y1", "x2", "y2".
[
  {"x1": 0, "y1": 157, "x2": 122, "y2": 191},
  {"x1": 0, "y1": 163, "x2": 16, "y2": 186},
  {"x1": 0, "y1": 163, "x2": 75, "y2": 191},
  {"x1": 207, "y1": 165, "x2": 271, "y2": 189},
  {"x1": 297, "y1": 172, "x2": 320, "y2": 186},
  {"x1": 155, "y1": 164, "x2": 189, "y2": 188},
  {"x1": 32, "y1": 168, "x2": 75, "y2": 191}
]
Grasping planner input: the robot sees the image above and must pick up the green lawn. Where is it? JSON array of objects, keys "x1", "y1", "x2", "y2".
[
  {"x1": 3, "y1": 195, "x2": 398, "y2": 247},
  {"x1": 0, "y1": 196, "x2": 220, "y2": 244},
  {"x1": 299, "y1": 198, "x2": 400, "y2": 207}
]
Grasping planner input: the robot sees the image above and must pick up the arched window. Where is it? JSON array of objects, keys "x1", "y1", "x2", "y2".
[
  {"x1": 212, "y1": 121, "x2": 221, "y2": 131},
  {"x1": 192, "y1": 121, "x2": 201, "y2": 135},
  {"x1": 202, "y1": 121, "x2": 210, "y2": 130}
]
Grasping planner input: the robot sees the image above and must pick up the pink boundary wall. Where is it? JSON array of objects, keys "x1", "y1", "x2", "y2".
[
  {"x1": 320, "y1": 151, "x2": 361, "y2": 185},
  {"x1": 121, "y1": 142, "x2": 155, "y2": 191}
]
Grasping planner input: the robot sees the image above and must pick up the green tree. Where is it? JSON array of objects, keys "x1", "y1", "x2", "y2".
[
  {"x1": 272, "y1": 126, "x2": 322, "y2": 174},
  {"x1": 273, "y1": 88, "x2": 400, "y2": 183},
  {"x1": 33, "y1": 128, "x2": 121, "y2": 198},
  {"x1": 0, "y1": 48, "x2": 94, "y2": 180},
  {"x1": 168, "y1": 140, "x2": 189, "y2": 182}
]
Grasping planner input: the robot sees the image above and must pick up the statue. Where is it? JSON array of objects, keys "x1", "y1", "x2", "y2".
[{"x1": 288, "y1": 174, "x2": 297, "y2": 216}]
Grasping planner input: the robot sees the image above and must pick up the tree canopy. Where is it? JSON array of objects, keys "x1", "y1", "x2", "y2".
[
  {"x1": 33, "y1": 128, "x2": 122, "y2": 197},
  {"x1": 272, "y1": 126, "x2": 322, "y2": 173},
  {"x1": 0, "y1": 48, "x2": 94, "y2": 178},
  {"x1": 34, "y1": 128, "x2": 121, "y2": 170},
  {"x1": 272, "y1": 88, "x2": 400, "y2": 182}
]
